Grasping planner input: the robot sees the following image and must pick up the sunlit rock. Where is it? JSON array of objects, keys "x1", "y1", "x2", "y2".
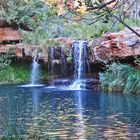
[
  {"x1": 0, "y1": 28, "x2": 21, "y2": 42},
  {"x1": 92, "y1": 27, "x2": 140, "y2": 62}
]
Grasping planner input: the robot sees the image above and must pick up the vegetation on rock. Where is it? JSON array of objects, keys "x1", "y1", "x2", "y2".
[
  {"x1": 0, "y1": 53, "x2": 49, "y2": 84},
  {"x1": 99, "y1": 63, "x2": 140, "y2": 94}
]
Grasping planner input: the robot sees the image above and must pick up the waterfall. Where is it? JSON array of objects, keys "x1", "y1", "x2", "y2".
[
  {"x1": 47, "y1": 41, "x2": 89, "y2": 90},
  {"x1": 70, "y1": 41, "x2": 88, "y2": 90},
  {"x1": 49, "y1": 47, "x2": 55, "y2": 76},
  {"x1": 73, "y1": 41, "x2": 87, "y2": 79},
  {"x1": 30, "y1": 55, "x2": 40, "y2": 85},
  {"x1": 61, "y1": 45, "x2": 67, "y2": 77}
]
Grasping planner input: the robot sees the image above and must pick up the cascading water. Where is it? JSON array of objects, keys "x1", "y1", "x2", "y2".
[
  {"x1": 61, "y1": 45, "x2": 67, "y2": 77},
  {"x1": 49, "y1": 47, "x2": 55, "y2": 76},
  {"x1": 30, "y1": 55, "x2": 40, "y2": 85},
  {"x1": 18, "y1": 53, "x2": 44, "y2": 87},
  {"x1": 47, "y1": 41, "x2": 89, "y2": 90},
  {"x1": 70, "y1": 41, "x2": 88, "y2": 90},
  {"x1": 73, "y1": 41, "x2": 87, "y2": 79}
]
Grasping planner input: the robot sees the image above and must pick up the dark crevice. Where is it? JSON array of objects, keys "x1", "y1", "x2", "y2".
[{"x1": 0, "y1": 40, "x2": 22, "y2": 45}]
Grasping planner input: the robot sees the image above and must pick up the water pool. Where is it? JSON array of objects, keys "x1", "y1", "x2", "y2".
[{"x1": 0, "y1": 85, "x2": 140, "y2": 139}]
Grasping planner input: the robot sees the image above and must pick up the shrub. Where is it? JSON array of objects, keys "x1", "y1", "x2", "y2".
[{"x1": 99, "y1": 63, "x2": 140, "y2": 94}]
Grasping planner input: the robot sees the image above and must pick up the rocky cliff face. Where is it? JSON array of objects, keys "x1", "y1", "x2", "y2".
[
  {"x1": 89, "y1": 27, "x2": 140, "y2": 63},
  {"x1": 0, "y1": 27, "x2": 140, "y2": 64},
  {"x1": 0, "y1": 28, "x2": 21, "y2": 43}
]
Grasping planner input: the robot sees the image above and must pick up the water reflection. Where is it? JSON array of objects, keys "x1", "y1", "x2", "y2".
[
  {"x1": 0, "y1": 86, "x2": 140, "y2": 139},
  {"x1": 31, "y1": 88, "x2": 40, "y2": 127},
  {"x1": 74, "y1": 90, "x2": 86, "y2": 139}
]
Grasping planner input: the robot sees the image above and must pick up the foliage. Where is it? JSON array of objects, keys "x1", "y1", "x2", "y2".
[
  {"x1": 124, "y1": 73, "x2": 140, "y2": 94},
  {"x1": 66, "y1": 56, "x2": 72, "y2": 63},
  {"x1": 134, "y1": 56, "x2": 140, "y2": 66},
  {"x1": 0, "y1": 63, "x2": 50, "y2": 85},
  {"x1": 99, "y1": 63, "x2": 140, "y2": 94},
  {"x1": 62, "y1": 19, "x2": 119, "y2": 39},
  {"x1": 65, "y1": 0, "x2": 140, "y2": 37},
  {"x1": 20, "y1": 27, "x2": 48, "y2": 45},
  {"x1": 0, "y1": 64, "x2": 29, "y2": 85},
  {"x1": 0, "y1": 0, "x2": 54, "y2": 30},
  {"x1": 0, "y1": 53, "x2": 13, "y2": 69},
  {"x1": 0, "y1": 53, "x2": 13, "y2": 84},
  {"x1": 21, "y1": 15, "x2": 140, "y2": 45},
  {"x1": 1, "y1": 0, "x2": 139, "y2": 44}
]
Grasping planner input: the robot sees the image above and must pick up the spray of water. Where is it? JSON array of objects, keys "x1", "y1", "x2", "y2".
[{"x1": 30, "y1": 54, "x2": 40, "y2": 85}]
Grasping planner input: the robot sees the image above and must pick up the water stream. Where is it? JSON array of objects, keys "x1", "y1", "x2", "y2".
[
  {"x1": 49, "y1": 47, "x2": 55, "y2": 77},
  {"x1": 48, "y1": 41, "x2": 89, "y2": 90},
  {"x1": 70, "y1": 41, "x2": 88, "y2": 90},
  {"x1": 30, "y1": 55, "x2": 40, "y2": 85},
  {"x1": 19, "y1": 54, "x2": 43, "y2": 87},
  {"x1": 61, "y1": 45, "x2": 67, "y2": 77}
]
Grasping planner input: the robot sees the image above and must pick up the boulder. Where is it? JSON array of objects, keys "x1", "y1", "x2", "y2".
[
  {"x1": 85, "y1": 78, "x2": 101, "y2": 90},
  {"x1": 91, "y1": 27, "x2": 140, "y2": 62},
  {"x1": 50, "y1": 79, "x2": 71, "y2": 86},
  {"x1": 0, "y1": 43, "x2": 47, "y2": 62},
  {"x1": 0, "y1": 28, "x2": 21, "y2": 42}
]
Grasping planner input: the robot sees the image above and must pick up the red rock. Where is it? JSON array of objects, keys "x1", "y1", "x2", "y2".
[
  {"x1": 16, "y1": 48, "x2": 23, "y2": 57},
  {"x1": 0, "y1": 27, "x2": 140, "y2": 64},
  {"x1": 93, "y1": 27, "x2": 140, "y2": 62},
  {"x1": 0, "y1": 28, "x2": 21, "y2": 42},
  {"x1": 106, "y1": 33, "x2": 118, "y2": 40}
]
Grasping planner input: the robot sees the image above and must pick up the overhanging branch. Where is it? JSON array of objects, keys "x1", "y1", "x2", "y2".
[
  {"x1": 87, "y1": 0, "x2": 117, "y2": 10},
  {"x1": 113, "y1": 15, "x2": 140, "y2": 37}
]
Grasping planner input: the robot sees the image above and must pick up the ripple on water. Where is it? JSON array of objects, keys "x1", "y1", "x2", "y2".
[{"x1": 0, "y1": 85, "x2": 140, "y2": 139}]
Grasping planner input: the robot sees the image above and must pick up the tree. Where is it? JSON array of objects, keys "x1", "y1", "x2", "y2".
[
  {"x1": 64, "y1": 0, "x2": 140, "y2": 37},
  {"x1": 0, "y1": 0, "x2": 50, "y2": 30}
]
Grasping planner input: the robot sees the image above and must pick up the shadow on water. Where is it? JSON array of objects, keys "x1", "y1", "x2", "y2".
[{"x1": 0, "y1": 85, "x2": 140, "y2": 139}]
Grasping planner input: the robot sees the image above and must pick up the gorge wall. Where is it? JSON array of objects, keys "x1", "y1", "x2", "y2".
[{"x1": 0, "y1": 27, "x2": 140, "y2": 65}]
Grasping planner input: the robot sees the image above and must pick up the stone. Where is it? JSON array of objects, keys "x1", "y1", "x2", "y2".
[
  {"x1": 91, "y1": 27, "x2": 140, "y2": 62},
  {"x1": 0, "y1": 26, "x2": 140, "y2": 64},
  {"x1": 85, "y1": 78, "x2": 100, "y2": 90},
  {"x1": 0, "y1": 28, "x2": 21, "y2": 42},
  {"x1": 50, "y1": 79, "x2": 71, "y2": 86}
]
